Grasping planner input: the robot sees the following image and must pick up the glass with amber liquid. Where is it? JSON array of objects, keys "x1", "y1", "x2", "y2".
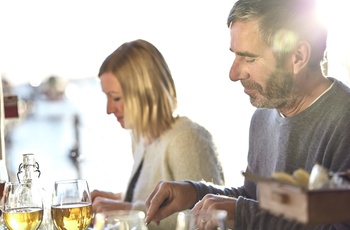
[
  {"x1": 0, "y1": 159, "x2": 9, "y2": 228},
  {"x1": 0, "y1": 160, "x2": 9, "y2": 201},
  {"x1": 51, "y1": 179, "x2": 92, "y2": 230},
  {"x1": 3, "y1": 181, "x2": 43, "y2": 230}
]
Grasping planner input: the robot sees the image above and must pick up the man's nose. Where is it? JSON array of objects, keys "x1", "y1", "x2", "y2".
[{"x1": 229, "y1": 58, "x2": 249, "y2": 82}]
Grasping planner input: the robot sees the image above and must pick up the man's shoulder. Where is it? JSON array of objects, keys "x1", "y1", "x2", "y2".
[
  {"x1": 325, "y1": 78, "x2": 350, "y2": 108},
  {"x1": 329, "y1": 77, "x2": 350, "y2": 95}
]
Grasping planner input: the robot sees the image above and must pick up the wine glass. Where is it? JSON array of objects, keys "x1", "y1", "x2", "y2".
[
  {"x1": 2, "y1": 181, "x2": 44, "y2": 230},
  {"x1": 0, "y1": 159, "x2": 9, "y2": 228},
  {"x1": 0, "y1": 160, "x2": 8, "y2": 200},
  {"x1": 51, "y1": 179, "x2": 92, "y2": 230},
  {"x1": 95, "y1": 210, "x2": 148, "y2": 230},
  {"x1": 176, "y1": 209, "x2": 227, "y2": 230}
]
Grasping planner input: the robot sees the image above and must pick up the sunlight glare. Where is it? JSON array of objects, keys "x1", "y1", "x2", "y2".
[{"x1": 316, "y1": 0, "x2": 350, "y2": 83}]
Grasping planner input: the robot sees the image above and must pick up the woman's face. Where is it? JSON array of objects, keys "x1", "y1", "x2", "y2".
[{"x1": 100, "y1": 72, "x2": 125, "y2": 128}]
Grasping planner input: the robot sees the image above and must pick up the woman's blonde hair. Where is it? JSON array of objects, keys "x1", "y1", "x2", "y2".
[{"x1": 98, "y1": 39, "x2": 177, "y2": 143}]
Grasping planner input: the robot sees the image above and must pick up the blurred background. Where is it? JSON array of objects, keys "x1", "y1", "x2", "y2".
[{"x1": 1, "y1": 0, "x2": 350, "y2": 194}]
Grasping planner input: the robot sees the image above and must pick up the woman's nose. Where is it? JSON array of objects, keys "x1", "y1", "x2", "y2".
[{"x1": 106, "y1": 100, "x2": 115, "y2": 115}]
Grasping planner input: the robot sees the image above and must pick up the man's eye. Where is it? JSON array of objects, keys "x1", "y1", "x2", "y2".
[{"x1": 245, "y1": 58, "x2": 257, "y2": 63}]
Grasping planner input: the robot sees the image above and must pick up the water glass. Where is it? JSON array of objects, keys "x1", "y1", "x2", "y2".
[
  {"x1": 95, "y1": 210, "x2": 148, "y2": 230},
  {"x1": 176, "y1": 209, "x2": 227, "y2": 230}
]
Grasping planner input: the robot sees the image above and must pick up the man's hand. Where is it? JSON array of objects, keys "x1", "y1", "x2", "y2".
[
  {"x1": 145, "y1": 181, "x2": 198, "y2": 225},
  {"x1": 191, "y1": 194, "x2": 236, "y2": 229}
]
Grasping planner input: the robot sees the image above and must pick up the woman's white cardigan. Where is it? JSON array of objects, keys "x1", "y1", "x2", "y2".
[{"x1": 126, "y1": 116, "x2": 225, "y2": 230}]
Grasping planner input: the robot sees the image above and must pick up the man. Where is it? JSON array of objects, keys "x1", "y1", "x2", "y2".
[{"x1": 145, "y1": 0, "x2": 350, "y2": 229}]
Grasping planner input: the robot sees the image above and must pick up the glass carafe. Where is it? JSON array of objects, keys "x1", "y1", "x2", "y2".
[{"x1": 17, "y1": 153, "x2": 53, "y2": 229}]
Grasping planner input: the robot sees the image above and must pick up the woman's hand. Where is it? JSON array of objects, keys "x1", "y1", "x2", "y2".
[
  {"x1": 90, "y1": 190, "x2": 122, "y2": 202},
  {"x1": 90, "y1": 197, "x2": 131, "y2": 227},
  {"x1": 92, "y1": 197, "x2": 132, "y2": 214}
]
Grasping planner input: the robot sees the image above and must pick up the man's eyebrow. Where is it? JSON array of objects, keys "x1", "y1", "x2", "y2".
[
  {"x1": 229, "y1": 48, "x2": 258, "y2": 58},
  {"x1": 236, "y1": 51, "x2": 259, "y2": 58}
]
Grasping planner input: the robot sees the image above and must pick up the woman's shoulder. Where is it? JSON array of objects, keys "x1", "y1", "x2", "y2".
[{"x1": 172, "y1": 116, "x2": 211, "y2": 134}]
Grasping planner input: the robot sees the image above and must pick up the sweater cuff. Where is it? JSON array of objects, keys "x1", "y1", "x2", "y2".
[{"x1": 184, "y1": 180, "x2": 207, "y2": 207}]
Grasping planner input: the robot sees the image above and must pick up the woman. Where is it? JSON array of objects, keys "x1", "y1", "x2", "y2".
[{"x1": 91, "y1": 39, "x2": 224, "y2": 229}]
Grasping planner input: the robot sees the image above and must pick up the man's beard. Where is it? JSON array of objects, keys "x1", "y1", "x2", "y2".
[{"x1": 241, "y1": 68, "x2": 296, "y2": 109}]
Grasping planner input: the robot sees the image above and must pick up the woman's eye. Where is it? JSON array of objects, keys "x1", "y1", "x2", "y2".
[{"x1": 113, "y1": 97, "x2": 121, "y2": 102}]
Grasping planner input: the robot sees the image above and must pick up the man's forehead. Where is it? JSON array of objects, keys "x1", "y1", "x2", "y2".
[{"x1": 229, "y1": 21, "x2": 265, "y2": 54}]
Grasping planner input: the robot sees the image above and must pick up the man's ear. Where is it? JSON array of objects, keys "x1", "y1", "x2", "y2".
[{"x1": 292, "y1": 41, "x2": 310, "y2": 74}]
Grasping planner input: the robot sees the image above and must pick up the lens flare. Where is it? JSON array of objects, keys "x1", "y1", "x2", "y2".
[{"x1": 272, "y1": 30, "x2": 299, "y2": 54}]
